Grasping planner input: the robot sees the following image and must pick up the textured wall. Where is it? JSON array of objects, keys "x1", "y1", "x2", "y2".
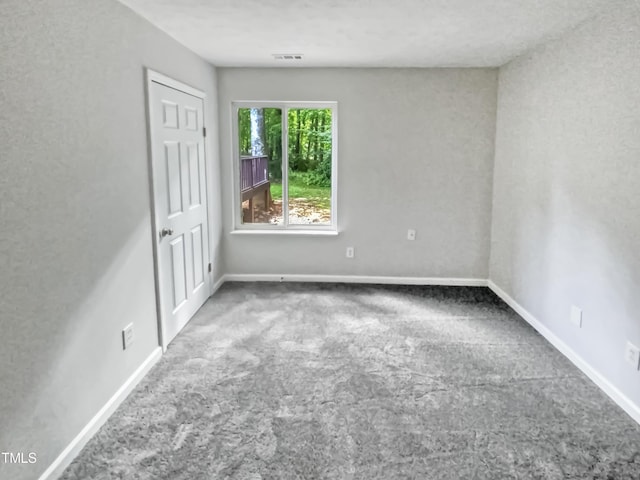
[
  {"x1": 490, "y1": 4, "x2": 640, "y2": 408},
  {"x1": 0, "y1": 1, "x2": 220, "y2": 479},
  {"x1": 218, "y1": 68, "x2": 498, "y2": 279}
]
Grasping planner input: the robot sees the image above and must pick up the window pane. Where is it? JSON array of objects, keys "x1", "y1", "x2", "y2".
[
  {"x1": 238, "y1": 108, "x2": 283, "y2": 225},
  {"x1": 287, "y1": 108, "x2": 332, "y2": 225}
]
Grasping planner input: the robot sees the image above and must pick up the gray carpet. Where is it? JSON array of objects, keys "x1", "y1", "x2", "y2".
[{"x1": 61, "y1": 283, "x2": 640, "y2": 479}]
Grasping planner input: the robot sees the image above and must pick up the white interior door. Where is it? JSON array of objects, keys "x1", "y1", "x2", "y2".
[{"x1": 148, "y1": 75, "x2": 211, "y2": 350}]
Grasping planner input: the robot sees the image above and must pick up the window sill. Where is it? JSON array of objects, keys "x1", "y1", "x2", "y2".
[{"x1": 230, "y1": 229, "x2": 339, "y2": 237}]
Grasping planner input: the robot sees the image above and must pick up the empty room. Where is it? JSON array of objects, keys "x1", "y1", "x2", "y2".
[{"x1": 1, "y1": 0, "x2": 640, "y2": 478}]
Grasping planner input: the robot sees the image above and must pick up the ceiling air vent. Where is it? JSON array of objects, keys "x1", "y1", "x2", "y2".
[{"x1": 273, "y1": 54, "x2": 304, "y2": 61}]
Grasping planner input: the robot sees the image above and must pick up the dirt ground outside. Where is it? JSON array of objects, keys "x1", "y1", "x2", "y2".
[{"x1": 242, "y1": 198, "x2": 330, "y2": 225}]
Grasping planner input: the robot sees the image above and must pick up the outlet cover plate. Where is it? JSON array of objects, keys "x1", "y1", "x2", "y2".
[
  {"x1": 122, "y1": 323, "x2": 135, "y2": 350},
  {"x1": 624, "y1": 342, "x2": 640, "y2": 370},
  {"x1": 407, "y1": 229, "x2": 416, "y2": 241},
  {"x1": 346, "y1": 247, "x2": 354, "y2": 259}
]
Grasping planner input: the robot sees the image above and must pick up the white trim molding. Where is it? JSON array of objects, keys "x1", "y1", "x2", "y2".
[
  {"x1": 146, "y1": 69, "x2": 206, "y2": 98},
  {"x1": 488, "y1": 280, "x2": 640, "y2": 426},
  {"x1": 229, "y1": 229, "x2": 339, "y2": 236},
  {"x1": 212, "y1": 275, "x2": 226, "y2": 294},
  {"x1": 38, "y1": 347, "x2": 162, "y2": 480},
  {"x1": 223, "y1": 274, "x2": 488, "y2": 287}
]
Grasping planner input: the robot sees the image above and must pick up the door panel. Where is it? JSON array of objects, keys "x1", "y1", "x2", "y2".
[
  {"x1": 170, "y1": 235, "x2": 187, "y2": 310},
  {"x1": 187, "y1": 142, "x2": 201, "y2": 207},
  {"x1": 190, "y1": 225, "x2": 204, "y2": 291},
  {"x1": 165, "y1": 141, "x2": 183, "y2": 216},
  {"x1": 185, "y1": 107, "x2": 198, "y2": 131},
  {"x1": 162, "y1": 101, "x2": 179, "y2": 128},
  {"x1": 149, "y1": 78, "x2": 211, "y2": 349}
]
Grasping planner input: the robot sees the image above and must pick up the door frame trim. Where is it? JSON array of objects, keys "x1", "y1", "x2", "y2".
[
  {"x1": 144, "y1": 68, "x2": 210, "y2": 352},
  {"x1": 147, "y1": 69, "x2": 206, "y2": 99}
]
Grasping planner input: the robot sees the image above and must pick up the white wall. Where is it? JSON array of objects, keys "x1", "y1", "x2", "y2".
[
  {"x1": 491, "y1": 4, "x2": 640, "y2": 410},
  {"x1": 0, "y1": 1, "x2": 221, "y2": 479},
  {"x1": 218, "y1": 68, "x2": 498, "y2": 279}
]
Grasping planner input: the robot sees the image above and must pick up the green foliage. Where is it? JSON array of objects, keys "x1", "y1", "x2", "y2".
[
  {"x1": 238, "y1": 108, "x2": 251, "y2": 155},
  {"x1": 238, "y1": 107, "x2": 332, "y2": 185},
  {"x1": 270, "y1": 176, "x2": 331, "y2": 210},
  {"x1": 297, "y1": 156, "x2": 332, "y2": 187},
  {"x1": 287, "y1": 108, "x2": 332, "y2": 177},
  {"x1": 264, "y1": 108, "x2": 282, "y2": 180}
]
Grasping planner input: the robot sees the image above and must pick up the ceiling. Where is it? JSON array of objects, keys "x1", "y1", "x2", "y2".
[{"x1": 118, "y1": 0, "x2": 617, "y2": 67}]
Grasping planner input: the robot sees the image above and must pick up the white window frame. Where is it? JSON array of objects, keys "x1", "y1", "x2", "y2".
[{"x1": 231, "y1": 101, "x2": 338, "y2": 234}]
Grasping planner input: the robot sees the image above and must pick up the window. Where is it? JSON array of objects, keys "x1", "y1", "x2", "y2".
[{"x1": 232, "y1": 101, "x2": 337, "y2": 232}]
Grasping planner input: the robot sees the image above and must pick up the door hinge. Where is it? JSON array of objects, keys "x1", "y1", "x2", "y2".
[
  {"x1": 208, "y1": 263, "x2": 212, "y2": 273},
  {"x1": 203, "y1": 126, "x2": 207, "y2": 137}
]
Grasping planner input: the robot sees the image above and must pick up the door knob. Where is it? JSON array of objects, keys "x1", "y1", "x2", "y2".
[{"x1": 160, "y1": 227, "x2": 174, "y2": 238}]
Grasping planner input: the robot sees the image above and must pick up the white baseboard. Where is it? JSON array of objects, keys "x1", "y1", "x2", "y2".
[
  {"x1": 38, "y1": 347, "x2": 163, "y2": 480},
  {"x1": 223, "y1": 273, "x2": 488, "y2": 287},
  {"x1": 488, "y1": 280, "x2": 640, "y2": 426},
  {"x1": 211, "y1": 275, "x2": 225, "y2": 295}
]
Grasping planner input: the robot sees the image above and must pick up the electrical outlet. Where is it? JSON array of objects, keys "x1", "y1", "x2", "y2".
[
  {"x1": 570, "y1": 306, "x2": 582, "y2": 328},
  {"x1": 624, "y1": 342, "x2": 640, "y2": 370},
  {"x1": 346, "y1": 246, "x2": 355, "y2": 258},
  {"x1": 407, "y1": 229, "x2": 416, "y2": 241},
  {"x1": 122, "y1": 323, "x2": 134, "y2": 350}
]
